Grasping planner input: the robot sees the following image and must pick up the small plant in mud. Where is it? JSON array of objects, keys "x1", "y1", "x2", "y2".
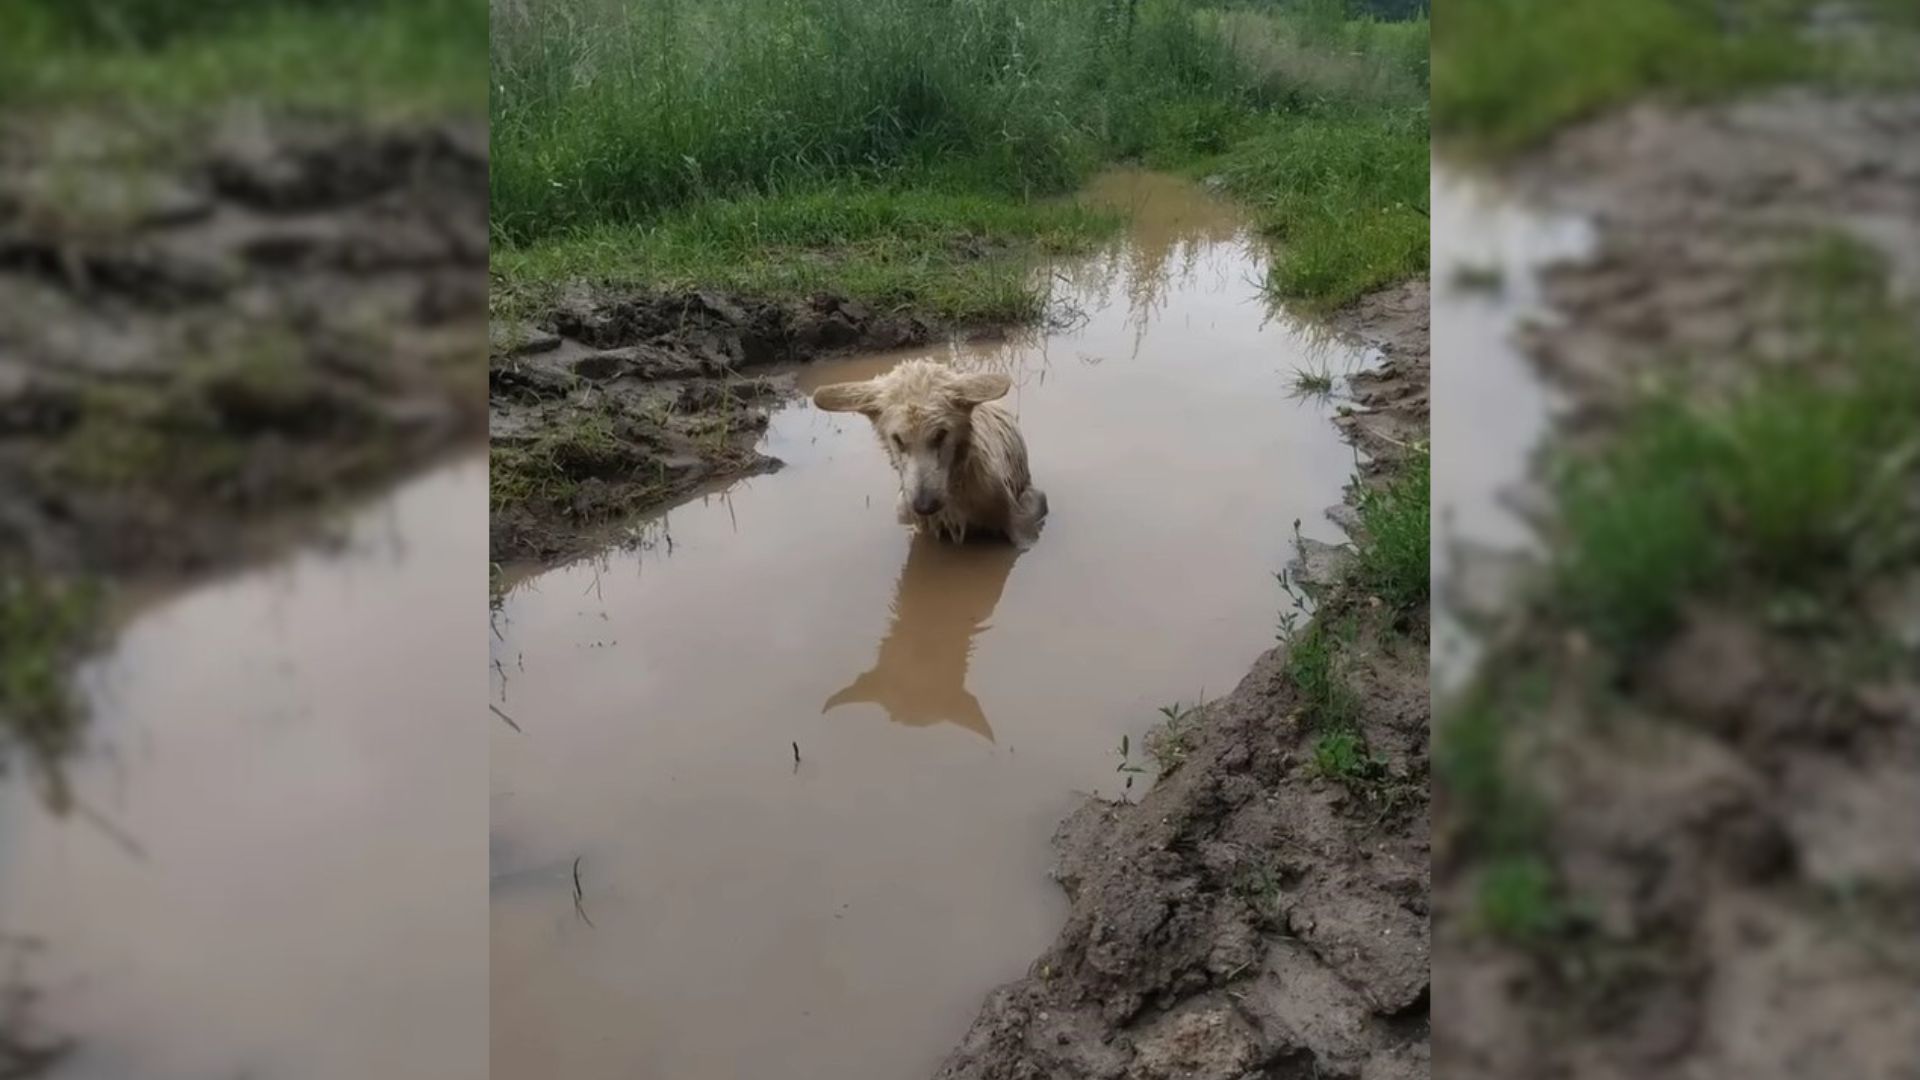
[
  {"x1": 1286, "y1": 617, "x2": 1359, "y2": 730},
  {"x1": 1310, "y1": 727, "x2": 1384, "y2": 783},
  {"x1": 1288, "y1": 363, "x2": 1337, "y2": 401},
  {"x1": 1475, "y1": 853, "x2": 1575, "y2": 943},
  {"x1": 1115, "y1": 733, "x2": 1148, "y2": 792},
  {"x1": 1549, "y1": 237, "x2": 1920, "y2": 654},
  {"x1": 1274, "y1": 565, "x2": 1311, "y2": 643},
  {"x1": 0, "y1": 572, "x2": 101, "y2": 810},
  {"x1": 1353, "y1": 446, "x2": 1430, "y2": 614},
  {"x1": 1146, "y1": 701, "x2": 1199, "y2": 770},
  {"x1": 1232, "y1": 857, "x2": 1298, "y2": 928}
]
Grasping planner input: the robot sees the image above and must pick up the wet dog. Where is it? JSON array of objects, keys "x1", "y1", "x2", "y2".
[{"x1": 812, "y1": 359, "x2": 1048, "y2": 548}]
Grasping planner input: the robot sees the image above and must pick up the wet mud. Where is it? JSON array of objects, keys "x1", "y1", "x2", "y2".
[
  {"x1": 0, "y1": 112, "x2": 487, "y2": 576},
  {"x1": 1434, "y1": 92, "x2": 1920, "y2": 1079},
  {"x1": 489, "y1": 287, "x2": 936, "y2": 563},
  {"x1": 489, "y1": 171, "x2": 1417, "y2": 1079}
]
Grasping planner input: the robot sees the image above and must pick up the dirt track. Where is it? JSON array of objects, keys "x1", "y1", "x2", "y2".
[
  {"x1": 936, "y1": 280, "x2": 1432, "y2": 1080},
  {"x1": 1435, "y1": 91, "x2": 1920, "y2": 1079},
  {"x1": 0, "y1": 112, "x2": 487, "y2": 578}
]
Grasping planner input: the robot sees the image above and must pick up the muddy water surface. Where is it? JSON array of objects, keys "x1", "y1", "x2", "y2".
[
  {"x1": 0, "y1": 457, "x2": 487, "y2": 1080},
  {"x1": 488, "y1": 171, "x2": 1359, "y2": 1080},
  {"x1": 1431, "y1": 165, "x2": 1592, "y2": 698}
]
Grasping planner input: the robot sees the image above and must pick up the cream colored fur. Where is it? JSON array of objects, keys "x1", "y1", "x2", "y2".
[{"x1": 812, "y1": 359, "x2": 1048, "y2": 548}]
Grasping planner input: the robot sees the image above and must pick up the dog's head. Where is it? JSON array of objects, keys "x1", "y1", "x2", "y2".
[{"x1": 812, "y1": 362, "x2": 1011, "y2": 517}]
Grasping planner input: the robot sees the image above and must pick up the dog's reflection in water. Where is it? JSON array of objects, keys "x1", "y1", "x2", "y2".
[{"x1": 823, "y1": 533, "x2": 1021, "y2": 740}]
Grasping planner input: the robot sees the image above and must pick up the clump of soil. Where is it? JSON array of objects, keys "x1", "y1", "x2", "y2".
[
  {"x1": 0, "y1": 113, "x2": 488, "y2": 577},
  {"x1": 489, "y1": 288, "x2": 933, "y2": 563},
  {"x1": 936, "y1": 286, "x2": 1431, "y2": 1080},
  {"x1": 1436, "y1": 91, "x2": 1920, "y2": 1079}
]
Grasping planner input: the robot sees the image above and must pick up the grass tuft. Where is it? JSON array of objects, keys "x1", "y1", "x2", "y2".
[
  {"x1": 0, "y1": 573, "x2": 102, "y2": 806},
  {"x1": 1550, "y1": 237, "x2": 1920, "y2": 653},
  {"x1": 1354, "y1": 448, "x2": 1432, "y2": 612}
]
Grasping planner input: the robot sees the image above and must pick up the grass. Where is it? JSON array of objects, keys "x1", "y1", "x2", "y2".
[
  {"x1": 1285, "y1": 616, "x2": 1359, "y2": 731},
  {"x1": 1550, "y1": 237, "x2": 1920, "y2": 654},
  {"x1": 0, "y1": 573, "x2": 101, "y2": 807},
  {"x1": 1216, "y1": 103, "x2": 1429, "y2": 306},
  {"x1": 1289, "y1": 364, "x2": 1336, "y2": 400},
  {"x1": 0, "y1": 0, "x2": 483, "y2": 116},
  {"x1": 1353, "y1": 448, "x2": 1431, "y2": 612},
  {"x1": 490, "y1": 412, "x2": 643, "y2": 516},
  {"x1": 491, "y1": 187, "x2": 1123, "y2": 325},
  {"x1": 1434, "y1": 0, "x2": 1920, "y2": 153},
  {"x1": 492, "y1": 0, "x2": 1430, "y2": 311},
  {"x1": 1475, "y1": 853, "x2": 1572, "y2": 941}
]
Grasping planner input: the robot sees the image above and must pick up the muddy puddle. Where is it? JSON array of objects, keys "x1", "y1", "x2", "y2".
[
  {"x1": 1431, "y1": 165, "x2": 1592, "y2": 699},
  {"x1": 0, "y1": 456, "x2": 487, "y2": 1080},
  {"x1": 489, "y1": 170, "x2": 1363, "y2": 1080}
]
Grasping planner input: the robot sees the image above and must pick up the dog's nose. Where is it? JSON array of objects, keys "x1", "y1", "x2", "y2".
[{"x1": 912, "y1": 494, "x2": 944, "y2": 516}]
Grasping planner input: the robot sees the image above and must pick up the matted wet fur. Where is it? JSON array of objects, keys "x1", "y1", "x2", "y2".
[{"x1": 812, "y1": 359, "x2": 1048, "y2": 548}]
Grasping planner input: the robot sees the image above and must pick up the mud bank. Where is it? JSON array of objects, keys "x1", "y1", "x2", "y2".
[
  {"x1": 489, "y1": 288, "x2": 938, "y2": 562},
  {"x1": 937, "y1": 282, "x2": 1431, "y2": 1080},
  {"x1": 0, "y1": 113, "x2": 487, "y2": 577},
  {"x1": 1435, "y1": 93, "x2": 1920, "y2": 1078}
]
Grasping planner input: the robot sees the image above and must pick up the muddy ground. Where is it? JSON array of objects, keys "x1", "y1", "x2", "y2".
[
  {"x1": 1, "y1": 109, "x2": 485, "y2": 1071},
  {"x1": 1435, "y1": 93, "x2": 1920, "y2": 1077},
  {"x1": 0, "y1": 112, "x2": 488, "y2": 578},
  {"x1": 936, "y1": 281, "x2": 1431, "y2": 1080},
  {"x1": 489, "y1": 289, "x2": 947, "y2": 563}
]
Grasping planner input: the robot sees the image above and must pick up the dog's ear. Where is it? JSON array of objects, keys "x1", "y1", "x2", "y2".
[
  {"x1": 812, "y1": 380, "x2": 880, "y2": 415},
  {"x1": 947, "y1": 372, "x2": 1011, "y2": 408}
]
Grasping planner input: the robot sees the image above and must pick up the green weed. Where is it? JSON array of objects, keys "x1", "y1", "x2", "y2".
[
  {"x1": 1289, "y1": 364, "x2": 1336, "y2": 400},
  {"x1": 1311, "y1": 727, "x2": 1383, "y2": 782},
  {"x1": 0, "y1": 573, "x2": 102, "y2": 806},
  {"x1": 1353, "y1": 448, "x2": 1431, "y2": 612},
  {"x1": 1286, "y1": 616, "x2": 1358, "y2": 730},
  {"x1": 1476, "y1": 853, "x2": 1571, "y2": 942}
]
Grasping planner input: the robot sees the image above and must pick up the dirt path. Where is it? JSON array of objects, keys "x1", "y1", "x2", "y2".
[
  {"x1": 1435, "y1": 92, "x2": 1920, "y2": 1078},
  {"x1": 0, "y1": 112, "x2": 487, "y2": 578},
  {"x1": 935, "y1": 280, "x2": 1431, "y2": 1080}
]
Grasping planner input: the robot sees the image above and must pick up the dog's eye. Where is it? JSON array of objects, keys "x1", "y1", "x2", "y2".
[
  {"x1": 890, "y1": 435, "x2": 905, "y2": 451},
  {"x1": 931, "y1": 429, "x2": 947, "y2": 449}
]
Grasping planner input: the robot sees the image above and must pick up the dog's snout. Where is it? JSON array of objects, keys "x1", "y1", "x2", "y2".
[{"x1": 911, "y1": 493, "x2": 944, "y2": 516}]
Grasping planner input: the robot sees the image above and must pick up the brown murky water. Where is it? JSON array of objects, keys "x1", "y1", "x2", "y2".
[
  {"x1": 1431, "y1": 166, "x2": 1592, "y2": 699},
  {"x1": 0, "y1": 457, "x2": 487, "y2": 1080},
  {"x1": 488, "y1": 170, "x2": 1359, "y2": 1080}
]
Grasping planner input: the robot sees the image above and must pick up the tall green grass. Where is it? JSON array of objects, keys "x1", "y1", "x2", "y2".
[
  {"x1": 0, "y1": 0, "x2": 483, "y2": 114},
  {"x1": 1434, "y1": 0, "x2": 1920, "y2": 152},
  {"x1": 1218, "y1": 102, "x2": 1428, "y2": 306},
  {"x1": 491, "y1": 0, "x2": 1260, "y2": 244},
  {"x1": 492, "y1": 0, "x2": 1428, "y2": 309}
]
